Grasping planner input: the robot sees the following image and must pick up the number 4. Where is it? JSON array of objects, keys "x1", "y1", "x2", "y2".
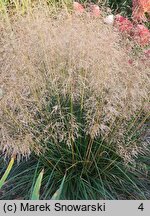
[{"x1": 138, "y1": 203, "x2": 144, "y2": 211}]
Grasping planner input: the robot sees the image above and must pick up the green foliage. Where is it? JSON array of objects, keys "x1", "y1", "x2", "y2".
[
  {"x1": 0, "y1": 159, "x2": 66, "y2": 200},
  {"x1": 1, "y1": 135, "x2": 150, "y2": 200},
  {"x1": 107, "y1": 0, "x2": 132, "y2": 16}
]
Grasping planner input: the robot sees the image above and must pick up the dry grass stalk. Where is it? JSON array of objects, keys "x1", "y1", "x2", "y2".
[{"x1": 0, "y1": 8, "x2": 149, "y2": 163}]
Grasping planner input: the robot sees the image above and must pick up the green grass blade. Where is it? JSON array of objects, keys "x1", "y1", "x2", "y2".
[
  {"x1": 51, "y1": 174, "x2": 66, "y2": 200},
  {"x1": 31, "y1": 169, "x2": 44, "y2": 200},
  {"x1": 30, "y1": 160, "x2": 40, "y2": 198},
  {"x1": 0, "y1": 157, "x2": 15, "y2": 189}
]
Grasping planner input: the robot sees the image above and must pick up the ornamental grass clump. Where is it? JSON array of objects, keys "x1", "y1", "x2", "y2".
[{"x1": 0, "y1": 7, "x2": 149, "y2": 199}]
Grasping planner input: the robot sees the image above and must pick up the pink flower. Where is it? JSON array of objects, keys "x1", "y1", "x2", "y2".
[
  {"x1": 115, "y1": 14, "x2": 126, "y2": 23},
  {"x1": 73, "y1": 2, "x2": 84, "y2": 13},
  {"x1": 90, "y1": 4, "x2": 101, "y2": 17},
  {"x1": 128, "y1": 59, "x2": 134, "y2": 65},
  {"x1": 133, "y1": 24, "x2": 150, "y2": 46},
  {"x1": 132, "y1": 0, "x2": 150, "y2": 22},
  {"x1": 144, "y1": 49, "x2": 150, "y2": 58},
  {"x1": 115, "y1": 14, "x2": 133, "y2": 35}
]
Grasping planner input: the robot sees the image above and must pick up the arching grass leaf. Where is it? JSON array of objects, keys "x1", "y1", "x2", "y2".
[
  {"x1": 51, "y1": 174, "x2": 66, "y2": 200},
  {"x1": 0, "y1": 157, "x2": 15, "y2": 189},
  {"x1": 31, "y1": 169, "x2": 44, "y2": 200}
]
